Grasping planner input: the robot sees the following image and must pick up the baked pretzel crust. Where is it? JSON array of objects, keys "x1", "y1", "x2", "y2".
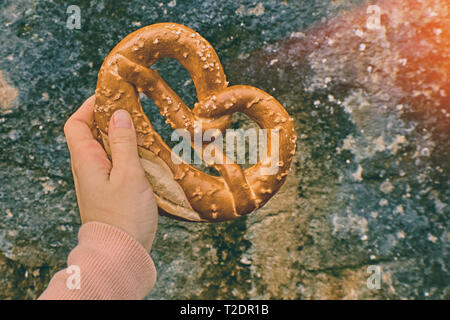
[{"x1": 94, "y1": 23, "x2": 297, "y2": 222}]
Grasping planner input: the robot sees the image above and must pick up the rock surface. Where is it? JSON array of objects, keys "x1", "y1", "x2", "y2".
[{"x1": 0, "y1": 0, "x2": 448, "y2": 299}]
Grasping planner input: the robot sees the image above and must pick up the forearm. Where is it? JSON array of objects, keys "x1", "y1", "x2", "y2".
[{"x1": 38, "y1": 222, "x2": 157, "y2": 300}]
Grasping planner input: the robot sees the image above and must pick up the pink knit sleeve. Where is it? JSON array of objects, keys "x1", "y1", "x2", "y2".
[{"x1": 38, "y1": 222, "x2": 157, "y2": 300}]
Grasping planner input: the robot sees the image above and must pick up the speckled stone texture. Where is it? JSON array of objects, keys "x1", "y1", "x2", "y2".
[{"x1": 0, "y1": 0, "x2": 448, "y2": 299}]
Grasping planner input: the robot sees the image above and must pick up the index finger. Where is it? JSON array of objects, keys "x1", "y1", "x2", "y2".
[{"x1": 64, "y1": 95, "x2": 96, "y2": 148}]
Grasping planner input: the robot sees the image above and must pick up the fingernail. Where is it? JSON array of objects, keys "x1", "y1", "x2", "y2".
[{"x1": 113, "y1": 110, "x2": 132, "y2": 128}]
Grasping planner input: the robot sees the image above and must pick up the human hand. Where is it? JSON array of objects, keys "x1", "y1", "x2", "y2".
[{"x1": 63, "y1": 95, "x2": 158, "y2": 252}]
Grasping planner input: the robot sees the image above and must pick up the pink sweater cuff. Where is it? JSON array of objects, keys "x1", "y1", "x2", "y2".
[{"x1": 39, "y1": 222, "x2": 157, "y2": 300}]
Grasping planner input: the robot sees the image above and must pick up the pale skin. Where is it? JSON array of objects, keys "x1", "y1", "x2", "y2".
[{"x1": 63, "y1": 95, "x2": 158, "y2": 252}]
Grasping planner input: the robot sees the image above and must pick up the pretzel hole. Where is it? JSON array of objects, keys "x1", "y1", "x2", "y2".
[
  {"x1": 140, "y1": 58, "x2": 220, "y2": 177},
  {"x1": 140, "y1": 58, "x2": 197, "y2": 149},
  {"x1": 147, "y1": 60, "x2": 269, "y2": 172},
  {"x1": 226, "y1": 113, "x2": 265, "y2": 170},
  {"x1": 150, "y1": 58, "x2": 197, "y2": 110}
]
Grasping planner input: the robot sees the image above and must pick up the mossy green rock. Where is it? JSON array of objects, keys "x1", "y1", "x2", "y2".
[{"x1": 0, "y1": 0, "x2": 448, "y2": 299}]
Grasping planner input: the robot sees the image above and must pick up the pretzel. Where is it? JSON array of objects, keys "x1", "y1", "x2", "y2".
[{"x1": 94, "y1": 23, "x2": 297, "y2": 222}]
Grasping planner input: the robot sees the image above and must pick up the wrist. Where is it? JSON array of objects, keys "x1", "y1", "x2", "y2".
[{"x1": 73, "y1": 221, "x2": 157, "y2": 299}]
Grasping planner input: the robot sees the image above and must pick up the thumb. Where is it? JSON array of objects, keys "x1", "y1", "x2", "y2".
[{"x1": 108, "y1": 109, "x2": 141, "y2": 172}]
